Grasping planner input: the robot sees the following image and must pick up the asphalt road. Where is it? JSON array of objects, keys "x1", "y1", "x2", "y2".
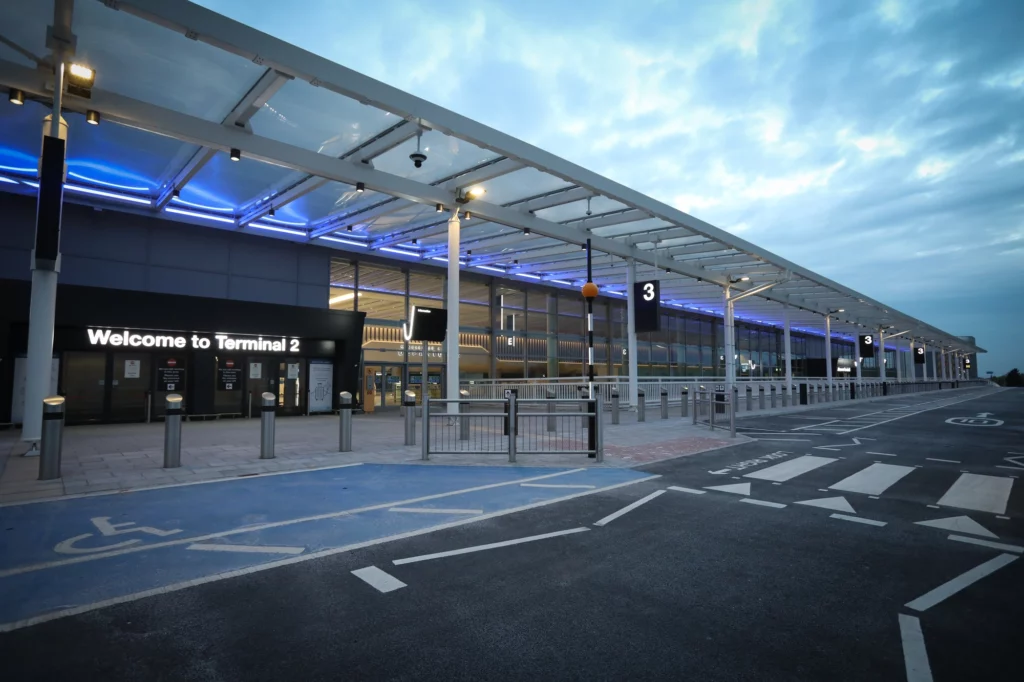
[{"x1": 1, "y1": 386, "x2": 1020, "y2": 681}]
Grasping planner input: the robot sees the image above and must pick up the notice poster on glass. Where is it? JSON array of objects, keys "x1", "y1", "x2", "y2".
[
  {"x1": 124, "y1": 359, "x2": 141, "y2": 379},
  {"x1": 308, "y1": 360, "x2": 333, "y2": 413},
  {"x1": 287, "y1": 363, "x2": 300, "y2": 380},
  {"x1": 249, "y1": 362, "x2": 262, "y2": 380}
]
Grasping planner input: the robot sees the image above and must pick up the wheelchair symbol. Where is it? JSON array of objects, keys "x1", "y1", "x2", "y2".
[{"x1": 54, "y1": 516, "x2": 183, "y2": 555}]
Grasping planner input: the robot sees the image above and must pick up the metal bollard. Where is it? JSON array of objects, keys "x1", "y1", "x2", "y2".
[
  {"x1": 38, "y1": 396, "x2": 65, "y2": 480},
  {"x1": 637, "y1": 389, "x2": 646, "y2": 422},
  {"x1": 611, "y1": 390, "x2": 620, "y2": 425},
  {"x1": 746, "y1": 386, "x2": 753, "y2": 411},
  {"x1": 338, "y1": 391, "x2": 353, "y2": 452},
  {"x1": 782, "y1": 385, "x2": 790, "y2": 407},
  {"x1": 660, "y1": 388, "x2": 669, "y2": 419},
  {"x1": 163, "y1": 394, "x2": 183, "y2": 469},
  {"x1": 460, "y1": 389, "x2": 471, "y2": 441},
  {"x1": 681, "y1": 387, "x2": 689, "y2": 418},
  {"x1": 771, "y1": 385, "x2": 777, "y2": 408},
  {"x1": 404, "y1": 390, "x2": 416, "y2": 446},
  {"x1": 809, "y1": 386, "x2": 816, "y2": 404},
  {"x1": 759, "y1": 386, "x2": 765, "y2": 410},
  {"x1": 260, "y1": 391, "x2": 276, "y2": 459},
  {"x1": 692, "y1": 387, "x2": 699, "y2": 425}
]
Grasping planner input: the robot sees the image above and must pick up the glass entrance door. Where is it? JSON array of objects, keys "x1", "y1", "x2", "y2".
[
  {"x1": 408, "y1": 365, "x2": 444, "y2": 405},
  {"x1": 110, "y1": 352, "x2": 150, "y2": 422},
  {"x1": 362, "y1": 365, "x2": 404, "y2": 410}
]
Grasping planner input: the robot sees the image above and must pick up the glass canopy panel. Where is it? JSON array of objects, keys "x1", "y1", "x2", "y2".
[
  {"x1": 595, "y1": 218, "x2": 674, "y2": 239},
  {"x1": 533, "y1": 195, "x2": 630, "y2": 223},
  {"x1": 277, "y1": 180, "x2": 389, "y2": 225},
  {"x1": 0, "y1": 1, "x2": 51, "y2": 65},
  {"x1": 65, "y1": 118, "x2": 188, "y2": 194},
  {"x1": 474, "y1": 167, "x2": 572, "y2": 206},
  {"x1": 0, "y1": 101, "x2": 45, "y2": 174},
  {"x1": 73, "y1": 2, "x2": 265, "y2": 123},
  {"x1": 356, "y1": 203, "x2": 437, "y2": 236},
  {"x1": 372, "y1": 130, "x2": 499, "y2": 185},
  {"x1": 181, "y1": 154, "x2": 298, "y2": 213},
  {"x1": 250, "y1": 79, "x2": 399, "y2": 158}
]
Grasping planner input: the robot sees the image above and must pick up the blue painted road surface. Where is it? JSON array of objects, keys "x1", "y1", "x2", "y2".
[{"x1": 0, "y1": 463, "x2": 654, "y2": 628}]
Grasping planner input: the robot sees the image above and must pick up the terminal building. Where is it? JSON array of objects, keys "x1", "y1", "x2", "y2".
[{"x1": 0, "y1": 0, "x2": 982, "y2": 430}]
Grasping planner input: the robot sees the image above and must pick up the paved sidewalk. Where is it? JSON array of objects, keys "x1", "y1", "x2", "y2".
[{"x1": 0, "y1": 384, "x2": 990, "y2": 505}]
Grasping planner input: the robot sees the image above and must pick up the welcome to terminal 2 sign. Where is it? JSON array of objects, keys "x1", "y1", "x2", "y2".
[{"x1": 86, "y1": 328, "x2": 301, "y2": 353}]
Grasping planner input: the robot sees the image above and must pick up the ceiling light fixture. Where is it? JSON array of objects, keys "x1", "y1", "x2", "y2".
[
  {"x1": 66, "y1": 63, "x2": 96, "y2": 98},
  {"x1": 229, "y1": 148, "x2": 241, "y2": 161},
  {"x1": 435, "y1": 203, "x2": 443, "y2": 213},
  {"x1": 8, "y1": 88, "x2": 24, "y2": 105},
  {"x1": 85, "y1": 109, "x2": 100, "y2": 125},
  {"x1": 356, "y1": 181, "x2": 365, "y2": 193}
]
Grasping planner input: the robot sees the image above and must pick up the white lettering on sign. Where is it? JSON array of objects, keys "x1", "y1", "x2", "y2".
[
  {"x1": 643, "y1": 282, "x2": 656, "y2": 301},
  {"x1": 87, "y1": 328, "x2": 299, "y2": 353}
]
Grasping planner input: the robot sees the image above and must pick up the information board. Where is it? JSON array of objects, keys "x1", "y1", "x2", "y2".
[{"x1": 633, "y1": 280, "x2": 661, "y2": 333}]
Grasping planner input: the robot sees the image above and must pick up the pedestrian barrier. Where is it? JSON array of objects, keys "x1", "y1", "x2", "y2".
[
  {"x1": 693, "y1": 387, "x2": 736, "y2": 438},
  {"x1": 421, "y1": 395, "x2": 602, "y2": 462}
]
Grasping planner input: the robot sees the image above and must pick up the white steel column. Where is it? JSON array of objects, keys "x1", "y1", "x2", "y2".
[
  {"x1": 921, "y1": 342, "x2": 928, "y2": 382},
  {"x1": 445, "y1": 212, "x2": 460, "y2": 414},
  {"x1": 908, "y1": 338, "x2": 915, "y2": 381},
  {"x1": 21, "y1": 61, "x2": 68, "y2": 448},
  {"x1": 784, "y1": 307, "x2": 793, "y2": 395},
  {"x1": 856, "y1": 330, "x2": 864, "y2": 385},
  {"x1": 824, "y1": 314, "x2": 833, "y2": 392},
  {"x1": 895, "y1": 336, "x2": 903, "y2": 382},
  {"x1": 877, "y1": 326, "x2": 885, "y2": 380},
  {"x1": 626, "y1": 259, "x2": 638, "y2": 407},
  {"x1": 723, "y1": 285, "x2": 735, "y2": 388}
]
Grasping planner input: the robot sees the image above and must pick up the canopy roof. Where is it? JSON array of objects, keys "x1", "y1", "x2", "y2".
[{"x1": 0, "y1": 0, "x2": 983, "y2": 353}]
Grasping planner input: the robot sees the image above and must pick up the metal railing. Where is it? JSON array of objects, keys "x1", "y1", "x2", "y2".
[
  {"x1": 691, "y1": 386, "x2": 736, "y2": 438},
  {"x1": 422, "y1": 394, "x2": 602, "y2": 462}
]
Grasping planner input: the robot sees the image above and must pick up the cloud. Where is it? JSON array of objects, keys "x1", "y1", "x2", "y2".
[{"x1": 195, "y1": 0, "x2": 1023, "y2": 372}]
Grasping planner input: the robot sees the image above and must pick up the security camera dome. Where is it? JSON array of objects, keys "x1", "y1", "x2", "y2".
[{"x1": 410, "y1": 151, "x2": 427, "y2": 168}]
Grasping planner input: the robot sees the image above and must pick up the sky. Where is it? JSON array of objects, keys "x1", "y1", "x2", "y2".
[{"x1": 196, "y1": 0, "x2": 1024, "y2": 374}]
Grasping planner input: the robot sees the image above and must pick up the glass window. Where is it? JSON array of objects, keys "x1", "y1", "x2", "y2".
[
  {"x1": 408, "y1": 270, "x2": 444, "y2": 310},
  {"x1": 329, "y1": 260, "x2": 356, "y2": 310},
  {"x1": 358, "y1": 263, "x2": 406, "y2": 321},
  {"x1": 526, "y1": 290, "x2": 551, "y2": 333},
  {"x1": 558, "y1": 292, "x2": 584, "y2": 336},
  {"x1": 496, "y1": 285, "x2": 525, "y2": 333}
]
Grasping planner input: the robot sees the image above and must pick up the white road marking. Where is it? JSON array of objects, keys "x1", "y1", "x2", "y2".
[
  {"x1": 996, "y1": 515, "x2": 1010, "y2": 520},
  {"x1": 905, "y1": 553, "x2": 1019, "y2": 611},
  {"x1": 388, "y1": 508, "x2": 483, "y2": 515},
  {"x1": 520, "y1": 483, "x2": 595, "y2": 489},
  {"x1": 739, "y1": 498, "x2": 786, "y2": 508},
  {"x1": 704, "y1": 482, "x2": 751, "y2": 495},
  {"x1": 667, "y1": 486, "x2": 706, "y2": 495},
  {"x1": 946, "y1": 535, "x2": 1022, "y2": 554},
  {"x1": 795, "y1": 496, "x2": 856, "y2": 513},
  {"x1": 744, "y1": 455, "x2": 837, "y2": 482},
  {"x1": 829, "y1": 463, "x2": 915, "y2": 496},
  {"x1": 0, "y1": 474, "x2": 659, "y2": 633},
  {"x1": 899, "y1": 614, "x2": 934, "y2": 682},
  {"x1": 393, "y1": 527, "x2": 590, "y2": 565},
  {"x1": 867, "y1": 452, "x2": 897, "y2": 457},
  {"x1": 927, "y1": 505, "x2": 940, "y2": 509},
  {"x1": 830, "y1": 513, "x2": 886, "y2": 527},
  {"x1": 0, "y1": 467, "x2": 591, "y2": 579},
  {"x1": 936, "y1": 473, "x2": 1013, "y2": 515},
  {"x1": 593, "y1": 490, "x2": 666, "y2": 527},
  {"x1": 186, "y1": 543, "x2": 305, "y2": 555},
  {"x1": 926, "y1": 458, "x2": 960, "y2": 464},
  {"x1": 351, "y1": 566, "x2": 406, "y2": 593},
  {"x1": 914, "y1": 516, "x2": 996, "y2": 539},
  {"x1": 751, "y1": 438, "x2": 812, "y2": 442}
]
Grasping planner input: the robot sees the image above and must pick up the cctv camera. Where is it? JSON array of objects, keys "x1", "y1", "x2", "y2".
[{"x1": 410, "y1": 151, "x2": 427, "y2": 168}]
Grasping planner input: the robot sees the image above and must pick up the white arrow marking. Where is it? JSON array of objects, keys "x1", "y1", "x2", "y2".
[
  {"x1": 795, "y1": 496, "x2": 856, "y2": 513},
  {"x1": 915, "y1": 516, "x2": 997, "y2": 539},
  {"x1": 813, "y1": 437, "x2": 871, "y2": 451},
  {"x1": 1004, "y1": 456, "x2": 1024, "y2": 469},
  {"x1": 704, "y1": 482, "x2": 751, "y2": 496},
  {"x1": 976, "y1": 412, "x2": 994, "y2": 418},
  {"x1": 187, "y1": 543, "x2": 305, "y2": 555},
  {"x1": 709, "y1": 469, "x2": 732, "y2": 475}
]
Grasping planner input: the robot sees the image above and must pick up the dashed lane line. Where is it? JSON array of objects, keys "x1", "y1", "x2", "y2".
[{"x1": 392, "y1": 527, "x2": 590, "y2": 565}]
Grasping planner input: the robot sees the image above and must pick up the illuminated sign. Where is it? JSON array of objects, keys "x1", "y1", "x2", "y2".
[
  {"x1": 402, "y1": 306, "x2": 447, "y2": 342},
  {"x1": 634, "y1": 280, "x2": 661, "y2": 333},
  {"x1": 914, "y1": 346, "x2": 926, "y2": 365},
  {"x1": 858, "y1": 335, "x2": 875, "y2": 358},
  {"x1": 87, "y1": 328, "x2": 300, "y2": 353}
]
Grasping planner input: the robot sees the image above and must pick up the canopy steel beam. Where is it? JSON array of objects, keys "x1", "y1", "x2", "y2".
[
  {"x1": 155, "y1": 67, "x2": 291, "y2": 209},
  {"x1": 441, "y1": 157, "x2": 523, "y2": 191},
  {"x1": 510, "y1": 186, "x2": 592, "y2": 213},
  {"x1": 102, "y1": 0, "x2": 981, "y2": 355}
]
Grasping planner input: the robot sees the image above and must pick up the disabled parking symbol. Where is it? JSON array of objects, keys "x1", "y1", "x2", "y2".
[{"x1": 54, "y1": 516, "x2": 182, "y2": 555}]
